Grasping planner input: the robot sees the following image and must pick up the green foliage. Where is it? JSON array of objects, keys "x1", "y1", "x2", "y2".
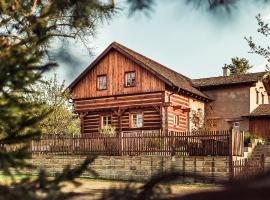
[
  {"x1": 244, "y1": 133, "x2": 253, "y2": 145},
  {"x1": 190, "y1": 109, "x2": 206, "y2": 132},
  {"x1": 99, "y1": 126, "x2": 116, "y2": 137},
  {"x1": 0, "y1": 0, "x2": 115, "y2": 199},
  {"x1": 227, "y1": 57, "x2": 253, "y2": 75},
  {"x1": 246, "y1": 14, "x2": 270, "y2": 71},
  {"x1": 27, "y1": 74, "x2": 80, "y2": 135}
]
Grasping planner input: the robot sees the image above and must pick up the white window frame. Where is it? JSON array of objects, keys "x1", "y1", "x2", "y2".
[
  {"x1": 130, "y1": 112, "x2": 143, "y2": 128},
  {"x1": 125, "y1": 71, "x2": 136, "y2": 87},
  {"x1": 101, "y1": 115, "x2": 112, "y2": 127},
  {"x1": 173, "y1": 115, "x2": 180, "y2": 127},
  {"x1": 97, "y1": 75, "x2": 107, "y2": 90}
]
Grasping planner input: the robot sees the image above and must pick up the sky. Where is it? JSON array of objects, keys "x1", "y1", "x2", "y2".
[{"x1": 49, "y1": 1, "x2": 270, "y2": 85}]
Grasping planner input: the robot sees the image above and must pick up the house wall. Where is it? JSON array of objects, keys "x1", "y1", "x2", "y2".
[
  {"x1": 202, "y1": 85, "x2": 251, "y2": 131},
  {"x1": 189, "y1": 98, "x2": 205, "y2": 131},
  {"x1": 165, "y1": 91, "x2": 189, "y2": 132},
  {"x1": 71, "y1": 50, "x2": 165, "y2": 100},
  {"x1": 250, "y1": 81, "x2": 269, "y2": 112},
  {"x1": 249, "y1": 117, "x2": 270, "y2": 139},
  {"x1": 75, "y1": 92, "x2": 164, "y2": 134}
]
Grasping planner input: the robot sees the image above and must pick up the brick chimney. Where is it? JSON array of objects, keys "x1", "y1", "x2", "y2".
[{"x1": 222, "y1": 64, "x2": 230, "y2": 76}]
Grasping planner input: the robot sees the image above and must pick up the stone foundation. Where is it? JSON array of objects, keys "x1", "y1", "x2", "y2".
[{"x1": 27, "y1": 155, "x2": 230, "y2": 182}]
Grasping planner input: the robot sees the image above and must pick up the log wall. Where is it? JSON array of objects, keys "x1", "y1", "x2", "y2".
[
  {"x1": 75, "y1": 92, "x2": 164, "y2": 134},
  {"x1": 166, "y1": 91, "x2": 189, "y2": 132}
]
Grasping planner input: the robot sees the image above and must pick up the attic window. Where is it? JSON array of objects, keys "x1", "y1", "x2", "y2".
[
  {"x1": 256, "y1": 90, "x2": 259, "y2": 104},
  {"x1": 97, "y1": 75, "x2": 107, "y2": 90},
  {"x1": 125, "y1": 71, "x2": 136, "y2": 87}
]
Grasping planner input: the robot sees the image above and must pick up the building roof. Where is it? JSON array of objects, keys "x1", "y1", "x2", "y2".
[
  {"x1": 192, "y1": 72, "x2": 267, "y2": 89},
  {"x1": 244, "y1": 104, "x2": 270, "y2": 118},
  {"x1": 69, "y1": 42, "x2": 210, "y2": 101}
]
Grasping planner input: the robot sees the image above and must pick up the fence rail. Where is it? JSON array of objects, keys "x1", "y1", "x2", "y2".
[{"x1": 20, "y1": 129, "x2": 243, "y2": 156}]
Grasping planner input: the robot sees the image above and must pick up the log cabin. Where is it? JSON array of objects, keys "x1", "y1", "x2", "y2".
[
  {"x1": 68, "y1": 42, "x2": 210, "y2": 135},
  {"x1": 69, "y1": 42, "x2": 270, "y2": 137}
]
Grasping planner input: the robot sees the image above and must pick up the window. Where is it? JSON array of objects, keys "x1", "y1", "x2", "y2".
[
  {"x1": 125, "y1": 71, "x2": 136, "y2": 87},
  {"x1": 130, "y1": 112, "x2": 143, "y2": 128},
  {"x1": 97, "y1": 75, "x2": 107, "y2": 90},
  {"x1": 256, "y1": 90, "x2": 259, "y2": 104},
  {"x1": 233, "y1": 122, "x2": 240, "y2": 129},
  {"x1": 173, "y1": 115, "x2": 180, "y2": 127},
  {"x1": 262, "y1": 93, "x2": 265, "y2": 104},
  {"x1": 101, "y1": 115, "x2": 111, "y2": 127}
]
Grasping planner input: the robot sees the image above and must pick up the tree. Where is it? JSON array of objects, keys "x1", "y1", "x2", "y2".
[
  {"x1": 27, "y1": 74, "x2": 80, "y2": 135},
  {"x1": 0, "y1": 1, "x2": 115, "y2": 199},
  {"x1": 125, "y1": 0, "x2": 270, "y2": 15},
  {"x1": 227, "y1": 57, "x2": 253, "y2": 75},
  {"x1": 246, "y1": 14, "x2": 270, "y2": 71}
]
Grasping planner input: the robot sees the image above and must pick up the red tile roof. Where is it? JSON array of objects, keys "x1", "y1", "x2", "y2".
[
  {"x1": 192, "y1": 72, "x2": 267, "y2": 88},
  {"x1": 244, "y1": 104, "x2": 270, "y2": 117}
]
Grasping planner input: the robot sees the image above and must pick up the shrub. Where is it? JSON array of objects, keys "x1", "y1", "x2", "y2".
[{"x1": 99, "y1": 126, "x2": 116, "y2": 137}]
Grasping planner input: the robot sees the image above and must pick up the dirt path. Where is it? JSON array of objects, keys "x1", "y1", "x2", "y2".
[{"x1": 64, "y1": 179, "x2": 221, "y2": 200}]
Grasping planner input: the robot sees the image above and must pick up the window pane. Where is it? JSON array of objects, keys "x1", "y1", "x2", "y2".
[
  {"x1": 137, "y1": 113, "x2": 142, "y2": 127},
  {"x1": 132, "y1": 114, "x2": 137, "y2": 127},
  {"x1": 98, "y1": 75, "x2": 106, "y2": 90},
  {"x1": 101, "y1": 115, "x2": 112, "y2": 127},
  {"x1": 125, "y1": 72, "x2": 136, "y2": 87},
  {"x1": 102, "y1": 116, "x2": 106, "y2": 127},
  {"x1": 107, "y1": 116, "x2": 111, "y2": 126},
  {"x1": 256, "y1": 90, "x2": 259, "y2": 104}
]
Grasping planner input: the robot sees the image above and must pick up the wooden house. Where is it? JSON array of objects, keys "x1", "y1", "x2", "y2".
[
  {"x1": 69, "y1": 42, "x2": 270, "y2": 138},
  {"x1": 68, "y1": 42, "x2": 210, "y2": 135}
]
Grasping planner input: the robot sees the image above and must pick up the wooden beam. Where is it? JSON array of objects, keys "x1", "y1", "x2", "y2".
[{"x1": 152, "y1": 105, "x2": 160, "y2": 113}]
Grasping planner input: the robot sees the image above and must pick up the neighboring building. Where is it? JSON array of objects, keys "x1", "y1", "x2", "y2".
[
  {"x1": 68, "y1": 42, "x2": 270, "y2": 137},
  {"x1": 244, "y1": 104, "x2": 270, "y2": 139},
  {"x1": 192, "y1": 70, "x2": 270, "y2": 133}
]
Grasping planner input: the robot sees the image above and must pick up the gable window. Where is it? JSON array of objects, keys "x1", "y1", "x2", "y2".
[
  {"x1": 130, "y1": 112, "x2": 143, "y2": 128},
  {"x1": 125, "y1": 71, "x2": 136, "y2": 87},
  {"x1": 97, "y1": 75, "x2": 107, "y2": 90},
  {"x1": 262, "y1": 93, "x2": 265, "y2": 104},
  {"x1": 256, "y1": 90, "x2": 259, "y2": 104},
  {"x1": 101, "y1": 115, "x2": 112, "y2": 127},
  {"x1": 174, "y1": 115, "x2": 180, "y2": 127},
  {"x1": 233, "y1": 122, "x2": 240, "y2": 129}
]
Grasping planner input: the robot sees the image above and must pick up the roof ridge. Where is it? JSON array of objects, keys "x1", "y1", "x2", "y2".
[
  {"x1": 193, "y1": 71, "x2": 266, "y2": 81},
  {"x1": 112, "y1": 42, "x2": 209, "y2": 99}
]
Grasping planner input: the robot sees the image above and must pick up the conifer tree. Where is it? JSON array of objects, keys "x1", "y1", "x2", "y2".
[
  {"x1": 0, "y1": 1, "x2": 114, "y2": 199},
  {"x1": 227, "y1": 57, "x2": 253, "y2": 75}
]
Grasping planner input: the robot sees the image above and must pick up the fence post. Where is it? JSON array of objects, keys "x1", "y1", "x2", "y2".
[
  {"x1": 228, "y1": 129, "x2": 234, "y2": 181},
  {"x1": 118, "y1": 131, "x2": 123, "y2": 156},
  {"x1": 229, "y1": 129, "x2": 233, "y2": 156},
  {"x1": 261, "y1": 154, "x2": 265, "y2": 173}
]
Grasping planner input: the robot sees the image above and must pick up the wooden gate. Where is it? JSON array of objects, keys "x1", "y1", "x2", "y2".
[{"x1": 231, "y1": 154, "x2": 265, "y2": 180}]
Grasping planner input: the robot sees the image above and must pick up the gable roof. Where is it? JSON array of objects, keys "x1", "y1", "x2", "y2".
[
  {"x1": 192, "y1": 72, "x2": 267, "y2": 89},
  {"x1": 244, "y1": 104, "x2": 270, "y2": 118},
  {"x1": 68, "y1": 42, "x2": 210, "y2": 101}
]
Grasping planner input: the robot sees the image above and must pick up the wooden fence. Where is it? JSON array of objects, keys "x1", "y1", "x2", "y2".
[
  {"x1": 231, "y1": 154, "x2": 265, "y2": 180},
  {"x1": 27, "y1": 129, "x2": 244, "y2": 156}
]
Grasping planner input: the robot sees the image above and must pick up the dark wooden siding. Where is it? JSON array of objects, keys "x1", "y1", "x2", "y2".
[
  {"x1": 82, "y1": 108, "x2": 161, "y2": 134},
  {"x1": 166, "y1": 91, "x2": 189, "y2": 132},
  {"x1": 71, "y1": 50, "x2": 165, "y2": 99},
  {"x1": 75, "y1": 92, "x2": 164, "y2": 134},
  {"x1": 249, "y1": 117, "x2": 270, "y2": 139}
]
